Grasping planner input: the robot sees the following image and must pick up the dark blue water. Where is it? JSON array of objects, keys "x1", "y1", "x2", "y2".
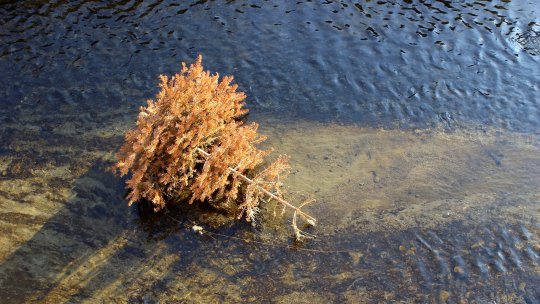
[
  {"x1": 1, "y1": 1, "x2": 540, "y2": 303},
  {"x1": 1, "y1": 0, "x2": 539, "y2": 131}
]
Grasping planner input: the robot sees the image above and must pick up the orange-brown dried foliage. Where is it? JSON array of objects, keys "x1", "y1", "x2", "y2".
[{"x1": 113, "y1": 55, "x2": 290, "y2": 221}]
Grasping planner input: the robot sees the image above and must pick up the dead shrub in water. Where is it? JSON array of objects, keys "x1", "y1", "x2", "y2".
[{"x1": 113, "y1": 55, "x2": 315, "y2": 239}]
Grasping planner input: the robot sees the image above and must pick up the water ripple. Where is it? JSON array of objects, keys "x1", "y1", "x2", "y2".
[{"x1": 0, "y1": 0, "x2": 539, "y2": 131}]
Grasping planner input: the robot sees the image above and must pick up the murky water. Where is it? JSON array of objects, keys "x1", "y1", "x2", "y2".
[{"x1": 1, "y1": 1, "x2": 539, "y2": 303}]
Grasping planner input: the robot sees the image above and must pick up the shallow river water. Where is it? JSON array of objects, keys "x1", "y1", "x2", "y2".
[{"x1": 0, "y1": 1, "x2": 539, "y2": 303}]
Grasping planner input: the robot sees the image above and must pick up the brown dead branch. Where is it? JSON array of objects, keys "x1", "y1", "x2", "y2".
[{"x1": 113, "y1": 55, "x2": 315, "y2": 239}]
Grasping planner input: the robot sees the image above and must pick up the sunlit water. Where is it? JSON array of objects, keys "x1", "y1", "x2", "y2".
[{"x1": 0, "y1": 1, "x2": 539, "y2": 303}]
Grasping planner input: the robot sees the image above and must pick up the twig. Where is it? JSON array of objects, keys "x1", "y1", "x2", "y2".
[{"x1": 195, "y1": 147, "x2": 316, "y2": 226}]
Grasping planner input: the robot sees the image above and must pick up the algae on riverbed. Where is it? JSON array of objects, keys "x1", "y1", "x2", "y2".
[{"x1": 0, "y1": 115, "x2": 539, "y2": 302}]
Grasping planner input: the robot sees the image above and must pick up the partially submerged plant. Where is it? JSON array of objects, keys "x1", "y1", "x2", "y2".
[{"x1": 113, "y1": 55, "x2": 315, "y2": 239}]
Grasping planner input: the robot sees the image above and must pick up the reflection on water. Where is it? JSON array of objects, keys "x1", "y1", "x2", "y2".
[
  {"x1": 0, "y1": 0, "x2": 539, "y2": 130},
  {"x1": 1, "y1": 0, "x2": 540, "y2": 302}
]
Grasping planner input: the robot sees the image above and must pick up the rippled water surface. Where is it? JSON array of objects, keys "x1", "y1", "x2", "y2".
[{"x1": 0, "y1": 0, "x2": 539, "y2": 303}]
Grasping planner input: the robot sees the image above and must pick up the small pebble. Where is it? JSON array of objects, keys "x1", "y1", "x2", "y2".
[
  {"x1": 454, "y1": 266, "x2": 465, "y2": 275},
  {"x1": 439, "y1": 290, "x2": 450, "y2": 302}
]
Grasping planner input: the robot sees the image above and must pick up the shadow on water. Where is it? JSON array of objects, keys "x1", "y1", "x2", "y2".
[
  {"x1": 0, "y1": 161, "x2": 129, "y2": 302},
  {"x1": 1, "y1": 118, "x2": 539, "y2": 302},
  {"x1": 0, "y1": 159, "x2": 226, "y2": 302},
  {"x1": 0, "y1": 0, "x2": 540, "y2": 302},
  {"x1": 0, "y1": 142, "x2": 269, "y2": 302}
]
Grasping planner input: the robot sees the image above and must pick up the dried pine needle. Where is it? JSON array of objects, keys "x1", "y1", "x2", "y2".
[{"x1": 114, "y1": 55, "x2": 315, "y2": 239}]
